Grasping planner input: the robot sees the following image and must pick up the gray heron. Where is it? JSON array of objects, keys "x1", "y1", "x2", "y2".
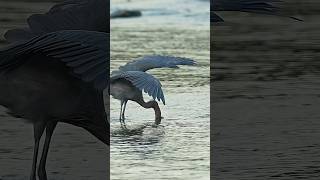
[{"x1": 110, "y1": 55, "x2": 196, "y2": 126}]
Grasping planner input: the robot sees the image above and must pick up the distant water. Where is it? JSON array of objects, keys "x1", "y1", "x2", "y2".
[
  {"x1": 111, "y1": 0, "x2": 209, "y2": 26},
  {"x1": 111, "y1": 0, "x2": 210, "y2": 179}
]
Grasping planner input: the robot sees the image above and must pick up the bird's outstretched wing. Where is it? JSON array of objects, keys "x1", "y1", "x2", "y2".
[
  {"x1": 111, "y1": 71, "x2": 165, "y2": 104},
  {"x1": 212, "y1": 0, "x2": 278, "y2": 13},
  {"x1": 211, "y1": 0, "x2": 302, "y2": 22},
  {"x1": 0, "y1": 30, "x2": 109, "y2": 90},
  {"x1": 211, "y1": 0, "x2": 278, "y2": 22},
  {"x1": 118, "y1": 55, "x2": 196, "y2": 72},
  {"x1": 4, "y1": 0, "x2": 109, "y2": 42},
  {"x1": 211, "y1": 12, "x2": 224, "y2": 22}
]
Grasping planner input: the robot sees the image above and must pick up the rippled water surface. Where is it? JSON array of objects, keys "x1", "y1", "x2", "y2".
[
  {"x1": 0, "y1": 0, "x2": 210, "y2": 179},
  {"x1": 212, "y1": 1, "x2": 320, "y2": 179},
  {"x1": 110, "y1": 0, "x2": 210, "y2": 179}
]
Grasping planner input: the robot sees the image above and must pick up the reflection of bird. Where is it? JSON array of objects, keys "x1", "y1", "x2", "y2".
[
  {"x1": 211, "y1": 0, "x2": 298, "y2": 22},
  {"x1": 0, "y1": 0, "x2": 109, "y2": 180},
  {"x1": 110, "y1": 55, "x2": 196, "y2": 126}
]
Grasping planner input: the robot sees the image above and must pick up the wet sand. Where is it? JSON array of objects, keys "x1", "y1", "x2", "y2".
[
  {"x1": 0, "y1": 1, "x2": 108, "y2": 179},
  {"x1": 212, "y1": 0, "x2": 320, "y2": 179}
]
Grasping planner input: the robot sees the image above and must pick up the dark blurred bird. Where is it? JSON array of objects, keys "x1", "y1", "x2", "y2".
[
  {"x1": 4, "y1": 0, "x2": 109, "y2": 42},
  {"x1": 110, "y1": 55, "x2": 196, "y2": 126},
  {"x1": 0, "y1": 30, "x2": 109, "y2": 180},
  {"x1": 0, "y1": 0, "x2": 109, "y2": 180},
  {"x1": 211, "y1": 0, "x2": 300, "y2": 22}
]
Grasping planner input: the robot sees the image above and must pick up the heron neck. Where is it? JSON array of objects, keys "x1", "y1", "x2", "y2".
[
  {"x1": 152, "y1": 101, "x2": 162, "y2": 125},
  {"x1": 138, "y1": 100, "x2": 162, "y2": 125}
]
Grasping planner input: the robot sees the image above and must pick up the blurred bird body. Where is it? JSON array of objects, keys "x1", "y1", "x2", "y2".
[
  {"x1": 0, "y1": 0, "x2": 110, "y2": 179},
  {"x1": 0, "y1": 29, "x2": 109, "y2": 180}
]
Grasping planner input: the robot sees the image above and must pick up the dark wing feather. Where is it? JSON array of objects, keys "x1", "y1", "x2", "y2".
[
  {"x1": 211, "y1": 0, "x2": 282, "y2": 22},
  {"x1": 4, "y1": 0, "x2": 109, "y2": 42},
  {"x1": 211, "y1": 12, "x2": 224, "y2": 22},
  {"x1": 0, "y1": 30, "x2": 109, "y2": 90},
  {"x1": 119, "y1": 55, "x2": 196, "y2": 72},
  {"x1": 211, "y1": 0, "x2": 278, "y2": 13},
  {"x1": 111, "y1": 71, "x2": 165, "y2": 104}
]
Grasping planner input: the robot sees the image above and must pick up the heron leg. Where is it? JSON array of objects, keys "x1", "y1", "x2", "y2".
[
  {"x1": 119, "y1": 100, "x2": 124, "y2": 123},
  {"x1": 38, "y1": 121, "x2": 57, "y2": 180},
  {"x1": 30, "y1": 121, "x2": 46, "y2": 180},
  {"x1": 121, "y1": 100, "x2": 128, "y2": 123}
]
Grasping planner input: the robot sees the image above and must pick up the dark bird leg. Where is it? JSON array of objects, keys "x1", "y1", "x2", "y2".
[
  {"x1": 30, "y1": 121, "x2": 46, "y2": 180},
  {"x1": 121, "y1": 100, "x2": 128, "y2": 123},
  {"x1": 119, "y1": 100, "x2": 124, "y2": 123},
  {"x1": 119, "y1": 100, "x2": 127, "y2": 128},
  {"x1": 136, "y1": 99, "x2": 162, "y2": 125},
  {"x1": 38, "y1": 121, "x2": 57, "y2": 180}
]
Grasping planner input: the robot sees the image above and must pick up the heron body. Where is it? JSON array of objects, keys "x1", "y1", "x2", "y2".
[
  {"x1": 110, "y1": 56, "x2": 196, "y2": 126},
  {"x1": 110, "y1": 77, "x2": 162, "y2": 125},
  {"x1": 0, "y1": 30, "x2": 109, "y2": 180},
  {"x1": 0, "y1": 55, "x2": 108, "y2": 142},
  {"x1": 1, "y1": 0, "x2": 110, "y2": 179}
]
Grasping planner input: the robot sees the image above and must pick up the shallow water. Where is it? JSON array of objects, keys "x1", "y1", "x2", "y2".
[
  {"x1": 110, "y1": 0, "x2": 210, "y2": 179},
  {"x1": 0, "y1": 0, "x2": 210, "y2": 179}
]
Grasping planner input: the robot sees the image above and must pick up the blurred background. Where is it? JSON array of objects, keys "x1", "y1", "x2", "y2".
[
  {"x1": 212, "y1": 0, "x2": 320, "y2": 179},
  {"x1": 0, "y1": 1, "x2": 108, "y2": 179}
]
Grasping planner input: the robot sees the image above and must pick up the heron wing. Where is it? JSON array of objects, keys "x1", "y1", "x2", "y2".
[
  {"x1": 4, "y1": 0, "x2": 108, "y2": 42},
  {"x1": 212, "y1": 0, "x2": 278, "y2": 13},
  {"x1": 112, "y1": 71, "x2": 165, "y2": 105},
  {"x1": 0, "y1": 30, "x2": 109, "y2": 90},
  {"x1": 118, "y1": 55, "x2": 196, "y2": 72},
  {"x1": 211, "y1": 12, "x2": 224, "y2": 22}
]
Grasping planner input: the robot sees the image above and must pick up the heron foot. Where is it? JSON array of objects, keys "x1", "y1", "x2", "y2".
[
  {"x1": 120, "y1": 123, "x2": 127, "y2": 129},
  {"x1": 119, "y1": 118, "x2": 127, "y2": 129},
  {"x1": 38, "y1": 168, "x2": 47, "y2": 180},
  {"x1": 30, "y1": 174, "x2": 36, "y2": 180}
]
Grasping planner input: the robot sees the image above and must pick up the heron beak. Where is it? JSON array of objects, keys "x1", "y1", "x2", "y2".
[{"x1": 155, "y1": 117, "x2": 161, "y2": 125}]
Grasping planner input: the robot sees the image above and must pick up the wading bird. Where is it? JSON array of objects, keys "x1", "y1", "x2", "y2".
[
  {"x1": 0, "y1": 0, "x2": 109, "y2": 180},
  {"x1": 0, "y1": 30, "x2": 109, "y2": 180},
  {"x1": 110, "y1": 55, "x2": 196, "y2": 126}
]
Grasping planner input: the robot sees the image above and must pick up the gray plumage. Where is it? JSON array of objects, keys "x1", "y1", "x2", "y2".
[
  {"x1": 110, "y1": 55, "x2": 196, "y2": 126},
  {"x1": 112, "y1": 71, "x2": 165, "y2": 104},
  {"x1": 119, "y1": 55, "x2": 196, "y2": 72}
]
